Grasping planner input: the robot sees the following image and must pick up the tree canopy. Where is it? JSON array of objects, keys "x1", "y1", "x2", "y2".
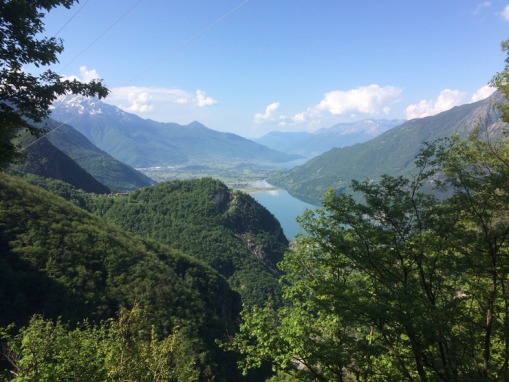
[
  {"x1": 0, "y1": 0, "x2": 108, "y2": 169},
  {"x1": 227, "y1": 39, "x2": 509, "y2": 381}
]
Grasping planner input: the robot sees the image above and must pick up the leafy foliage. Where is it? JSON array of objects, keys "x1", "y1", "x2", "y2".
[
  {"x1": 0, "y1": 173, "x2": 246, "y2": 380},
  {"x1": 0, "y1": 0, "x2": 108, "y2": 169},
  {"x1": 0, "y1": 305, "x2": 198, "y2": 381},
  {"x1": 229, "y1": 38, "x2": 509, "y2": 379},
  {"x1": 88, "y1": 178, "x2": 289, "y2": 307},
  {"x1": 230, "y1": 128, "x2": 509, "y2": 380},
  {"x1": 7, "y1": 171, "x2": 92, "y2": 209}
]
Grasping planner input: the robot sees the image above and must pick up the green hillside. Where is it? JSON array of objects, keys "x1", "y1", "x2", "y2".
[
  {"x1": 0, "y1": 173, "x2": 248, "y2": 380},
  {"x1": 269, "y1": 92, "x2": 505, "y2": 201},
  {"x1": 89, "y1": 178, "x2": 289, "y2": 307},
  {"x1": 45, "y1": 119, "x2": 154, "y2": 191},
  {"x1": 10, "y1": 132, "x2": 110, "y2": 194}
]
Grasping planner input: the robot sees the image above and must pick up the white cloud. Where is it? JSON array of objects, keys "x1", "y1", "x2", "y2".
[
  {"x1": 194, "y1": 90, "x2": 217, "y2": 107},
  {"x1": 501, "y1": 4, "x2": 509, "y2": 20},
  {"x1": 104, "y1": 86, "x2": 218, "y2": 122},
  {"x1": 123, "y1": 92, "x2": 154, "y2": 113},
  {"x1": 473, "y1": 1, "x2": 491, "y2": 15},
  {"x1": 61, "y1": 66, "x2": 101, "y2": 82},
  {"x1": 254, "y1": 102, "x2": 280, "y2": 124},
  {"x1": 315, "y1": 85, "x2": 402, "y2": 115},
  {"x1": 471, "y1": 85, "x2": 496, "y2": 102},
  {"x1": 406, "y1": 89, "x2": 466, "y2": 119},
  {"x1": 292, "y1": 112, "x2": 307, "y2": 123}
]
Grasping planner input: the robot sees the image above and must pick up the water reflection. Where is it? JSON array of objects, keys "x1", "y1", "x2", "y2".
[{"x1": 250, "y1": 188, "x2": 320, "y2": 240}]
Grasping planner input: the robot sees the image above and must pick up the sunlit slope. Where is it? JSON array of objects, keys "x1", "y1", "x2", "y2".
[
  {"x1": 269, "y1": 92, "x2": 505, "y2": 201},
  {"x1": 89, "y1": 178, "x2": 289, "y2": 307}
]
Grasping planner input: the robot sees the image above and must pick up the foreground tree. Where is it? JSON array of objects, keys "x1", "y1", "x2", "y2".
[
  {"x1": 227, "y1": 41, "x2": 509, "y2": 381},
  {"x1": 0, "y1": 0, "x2": 108, "y2": 169},
  {"x1": 0, "y1": 305, "x2": 199, "y2": 381}
]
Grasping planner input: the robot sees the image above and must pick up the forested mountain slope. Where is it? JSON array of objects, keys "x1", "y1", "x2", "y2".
[
  {"x1": 51, "y1": 95, "x2": 302, "y2": 168},
  {"x1": 10, "y1": 132, "x2": 110, "y2": 194},
  {"x1": 0, "y1": 174, "x2": 247, "y2": 380},
  {"x1": 269, "y1": 92, "x2": 506, "y2": 201},
  {"x1": 89, "y1": 178, "x2": 289, "y2": 307},
  {"x1": 45, "y1": 119, "x2": 155, "y2": 191}
]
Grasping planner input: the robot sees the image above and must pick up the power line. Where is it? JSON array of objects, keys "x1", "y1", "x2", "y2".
[
  {"x1": 21, "y1": 0, "x2": 251, "y2": 152},
  {"x1": 58, "y1": 0, "x2": 143, "y2": 74},
  {"x1": 114, "y1": 0, "x2": 250, "y2": 91},
  {"x1": 53, "y1": 0, "x2": 91, "y2": 37}
]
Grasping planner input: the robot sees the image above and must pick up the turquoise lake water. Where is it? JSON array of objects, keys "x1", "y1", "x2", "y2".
[{"x1": 249, "y1": 183, "x2": 320, "y2": 240}]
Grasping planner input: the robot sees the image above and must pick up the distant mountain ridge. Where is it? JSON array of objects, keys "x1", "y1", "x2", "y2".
[
  {"x1": 254, "y1": 119, "x2": 405, "y2": 158},
  {"x1": 50, "y1": 95, "x2": 302, "y2": 168},
  {"x1": 44, "y1": 119, "x2": 154, "y2": 191},
  {"x1": 269, "y1": 92, "x2": 506, "y2": 201},
  {"x1": 10, "y1": 132, "x2": 110, "y2": 194}
]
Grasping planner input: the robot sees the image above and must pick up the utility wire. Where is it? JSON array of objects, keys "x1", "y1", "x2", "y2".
[
  {"x1": 115, "y1": 0, "x2": 250, "y2": 91},
  {"x1": 58, "y1": 0, "x2": 143, "y2": 74},
  {"x1": 53, "y1": 0, "x2": 91, "y2": 37},
  {"x1": 20, "y1": 0, "x2": 91, "y2": 72},
  {"x1": 21, "y1": 0, "x2": 251, "y2": 152}
]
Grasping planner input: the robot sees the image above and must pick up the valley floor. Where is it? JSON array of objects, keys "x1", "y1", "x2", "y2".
[{"x1": 136, "y1": 160, "x2": 284, "y2": 193}]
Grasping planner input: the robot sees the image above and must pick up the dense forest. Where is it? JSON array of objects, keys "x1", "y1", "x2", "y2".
[
  {"x1": 4, "y1": 1, "x2": 509, "y2": 380},
  {"x1": 0, "y1": 174, "x2": 266, "y2": 381},
  {"x1": 88, "y1": 178, "x2": 288, "y2": 307}
]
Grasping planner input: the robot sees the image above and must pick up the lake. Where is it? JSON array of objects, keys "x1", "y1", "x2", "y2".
[{"x1": 249, "y1": 183, "x2": 320, "y2": 240}]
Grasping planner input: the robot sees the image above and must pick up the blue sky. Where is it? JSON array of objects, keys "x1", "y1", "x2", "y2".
[{"x1": 37, "y1": 0, "x2": 509, "y2": 137}]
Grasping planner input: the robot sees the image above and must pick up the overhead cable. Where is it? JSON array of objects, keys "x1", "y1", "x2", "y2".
[
  {"x1": 58, "y1": 0, "x2": 143, "y2": 74},
  {"x1": 21, "y1": 0, "x2": 251, "y2": 152},
  {"x1": 115, "y1": 0, "x2": 250, "y2": 91},
  {"x1": 53, "y1": 0, "x2": 91, "y2": 37}
]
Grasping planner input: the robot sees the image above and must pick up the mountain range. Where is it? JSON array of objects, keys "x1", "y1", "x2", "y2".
[
  {"x1": 11, "y1": 131, "x2": 111, "y2": 194},
  {"x1": 254, "y1": 119, "x2": 405, "y2": 158},
  {"x1": 268, "y1": 92, "x2": 506, "y2": 201},
  {"x1": 11, "y1": 119, "x2": 154, "y2": 192},
  {"x1": 44, "y1": 119, "x2": 154, "y2": 191},
  {"x1": 50, "y1": 95, "x2": 302, "y2": 168}
]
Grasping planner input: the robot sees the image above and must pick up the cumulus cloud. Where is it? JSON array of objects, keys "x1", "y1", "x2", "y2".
[
  {"x1": 473, "y1": 1, "x2": 491, "y2": 15},
  {"x1": 122, "y1": 92, "x2": 154, "y2": 113},
  {"x1": 194, "y1": 90, "x2": 217, "y2": 107},
  {"x1": 315, "y1": 85, "x2": 402, "y2": 115},
  {"x1": 105, "y1": 86, "x2": 218, "y2": 120},
  {"x1": 501, "y1": 4, "x2": 509, "y2": 20},
  {"x1": 292, "y1": 112, "x2": 307, "y2": 123},
  {"x1": 406, "y1": 89, "x2": 466, "y2": 119},
  {"x1": 61, "y1": 66, "x2": 101, "y2": 82},
  {"x1": 471, "y1": 85, "x2": 496, "y2": 102},
  {"x1": 254, "y1": 102, "x2": 280, "y2": 124}
]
